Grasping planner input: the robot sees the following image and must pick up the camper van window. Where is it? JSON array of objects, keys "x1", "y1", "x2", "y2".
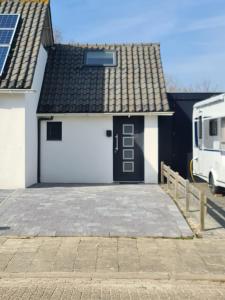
[
  {"x1": 209, "y1": 119, "x2": 218, "y2": 136},
  {"x1": 194, "y1": 122, "x2": 198, "y2": 147},
  {"x1": 199, "y1": 116, "x2": 202, "y2": 139},
  {"x1": 222, "y1": 118, "x2": 225, "y2": 143}
]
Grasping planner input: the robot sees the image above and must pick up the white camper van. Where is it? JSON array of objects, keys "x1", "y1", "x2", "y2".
[{"x1": 193, "y1": 93, "x2": 225, "y2": 193}]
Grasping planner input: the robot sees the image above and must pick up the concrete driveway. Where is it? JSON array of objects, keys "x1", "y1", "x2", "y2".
[{"x1": 0, "y1": 184, "x2": 192, "y2": 238}]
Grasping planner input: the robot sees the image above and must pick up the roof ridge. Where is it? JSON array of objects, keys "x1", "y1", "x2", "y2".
[
  {"x1": 0, "y1": 0, "x2": 50, "y2": 4},
  {"x1": 54, "y1": 43, "x2": 160, "y2": 47}
]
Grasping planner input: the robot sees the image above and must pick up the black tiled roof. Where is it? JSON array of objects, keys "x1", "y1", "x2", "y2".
[
  {"x1": 38, "y1": 43, "x2": 169, "y2": 113},
  {"x1": 167, "y1": 92, "x2": 223, "y2": 110},
  {"x1": 0, "y1": 0, "x2": 53, "y2": 89},
  {"x1": 167, "y1": 92, "x2": 223, "y2": 101}
]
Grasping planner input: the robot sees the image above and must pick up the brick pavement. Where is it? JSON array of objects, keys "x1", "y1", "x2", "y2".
[
  {"x1": 0, "y1": 237, "x2": 225, "y2": 276},
  {"x1": 0, "y1": 278, "x2": 225, "y2": 299},
  {"x1": 0, "y1": 185, "x2": 192, "y2": 237},
  {"x1": 0, "y1": 237, "x2": 225, "y2": 298}
]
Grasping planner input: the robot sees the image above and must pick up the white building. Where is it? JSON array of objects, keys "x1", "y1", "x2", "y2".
[
  {"x1": 0, "y1": 0, "x2": 53, "y2": 189},
  {"x1": 0, "y1": 0, "x2": 172, "y2": 189}
]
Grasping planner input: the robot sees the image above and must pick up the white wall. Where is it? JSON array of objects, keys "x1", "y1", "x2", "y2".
[
  {"x1": 41, "y1": 115, "x2": 159, "y2": 184},
  {"x1": 41, "y1": 116, "x2": 113, "y2": 183},
  {"x1": 144, "y1": 115, "x2": 158, "y2": 183},
  {"x1": 0, "y1": 95, "x2": 26, "y2": 188},
  {"x1": 0, "y1": 45, "x2": 47, "y2": 189},
  {"x1": 25, "y1": 45, "x2": 47, "y2": 187}
]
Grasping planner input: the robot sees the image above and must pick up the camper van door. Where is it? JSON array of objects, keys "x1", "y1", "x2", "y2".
[
  {"x1": 220, "y1": 117, "x2": 225, "y2": 181},
  {"x1": 195, "y1": 115, "x2": 204, "y2": 176}
]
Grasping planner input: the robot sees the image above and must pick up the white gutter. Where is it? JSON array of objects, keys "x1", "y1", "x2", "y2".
[
  {"x1": 37, "y1": 111, "x2": 174, "y2": 117},
  {"x1": 0, "y1": 89, "x2": 36, "y2": 94}
]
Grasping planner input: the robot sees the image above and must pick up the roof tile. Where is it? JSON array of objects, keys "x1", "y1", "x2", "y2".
[
  {"x1": 38, "y1": 43, "x2": 169, "y2": 113},
  {"x1": 0, "y1": 0, "x2": 52, "y2": 89}
]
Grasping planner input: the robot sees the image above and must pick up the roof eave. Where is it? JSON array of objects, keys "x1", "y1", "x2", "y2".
[
  {"x1": 36, "y1": 111, "x2": 174, "y2": 117},
  {"x1": 0, "y1": 89, "x2": 36, "y2": 94}
]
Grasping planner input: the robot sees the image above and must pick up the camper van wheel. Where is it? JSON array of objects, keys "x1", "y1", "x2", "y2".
[{"x1": 209, "y1": 174, "x2": 219, "y2": 194}]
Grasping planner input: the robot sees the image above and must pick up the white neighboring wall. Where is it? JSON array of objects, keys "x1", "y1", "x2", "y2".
[
  {"x1": 0, "y1": 45, "x2": 47, "y2": 189},
  {"x1": 41, "y1": 116, "x2": 114, "y2": 183},
  {"x1": 144, "y1": 115, "x2": 158, "y2": 184},
  {"x1": 25, "y1": 45, "x2": 47, "y2": 187},
  {"x1": 0, "y1": 94, "x2": 26, "y2": 188},
  {"x1": 40, "y1": 115, "x2": 159, "y2": 184}
]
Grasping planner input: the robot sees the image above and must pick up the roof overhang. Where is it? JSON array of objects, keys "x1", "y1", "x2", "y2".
[
  {"x1": 194, "y1": 93, "x2": 225, "y2": 109},
  {"x1": 0, "y1": 89, "x2": 36, "y2": 94},
  {"x1": 37, "y1": 112, "x2": 174, "y2": 117}
]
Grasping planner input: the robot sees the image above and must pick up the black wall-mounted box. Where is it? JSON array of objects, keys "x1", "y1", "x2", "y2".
[{"x1": 106, "y1": 130, "x2": 112, "y2": 137}]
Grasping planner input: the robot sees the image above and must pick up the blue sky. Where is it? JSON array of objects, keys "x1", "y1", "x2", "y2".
[{"x1": 51, "y1": 0, "x2": 225, "y2": 90}]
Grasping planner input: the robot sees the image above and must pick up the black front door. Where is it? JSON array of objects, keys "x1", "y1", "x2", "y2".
[{"x1": 113, "y1": 116, "x2": 144, "y2": 182}]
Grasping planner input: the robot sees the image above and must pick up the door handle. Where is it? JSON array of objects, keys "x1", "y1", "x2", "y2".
[{"x1": 115, "y1": 134, "x2": 119, "y2": 152}]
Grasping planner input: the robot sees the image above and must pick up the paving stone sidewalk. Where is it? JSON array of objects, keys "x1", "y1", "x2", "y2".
[
  {"x1": 0, "y1": 237, "x2": 225, "y2": 276},
  {"x1": 0, "y1": 185, "x2": 192, "y2": 237},
  {"x1": 1, "y1": 237, "x2": 225, "y2": 299}
]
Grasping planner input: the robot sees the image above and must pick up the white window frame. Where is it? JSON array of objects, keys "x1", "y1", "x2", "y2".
[
  {"x1": 123, "y1": 149, "x2": 134, "y2": 160},
  {"x1": 123, "y1": 124, "x2": 134, "y2": 135},
  {"x1": 123, "y1": 136, "x2": 134, "y2": 148},
  {"x1": 123, "y1": 162, "x2": 134, "y2": 173}
]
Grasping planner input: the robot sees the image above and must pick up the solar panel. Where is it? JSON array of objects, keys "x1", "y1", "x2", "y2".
[
  {"x1": 0, "y1": 14, "x2": 20, "y2": 76},
  {"x1": 0, "y1": 14, "x2": 18, "y2": 29},
  {"x1": 0, "y1": 46, "x2": 9, "y2": 73},
  {"x1": 0, "y1": 29, "x2": 14, "y2": 44}
]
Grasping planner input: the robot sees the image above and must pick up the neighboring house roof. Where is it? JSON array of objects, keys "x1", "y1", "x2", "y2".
[
  {"x1": 167, "y1": 92, "x2": 223, "y2": 102},
  {"x1": 167, "y1": 93, "x2": 223, "y2": 116},
  {"x1": 0, "y1": 0, "x2": 53, "y2": 89},
  {"x1": 38, "y1": 43, "x2": 169, "y2": 113},
  {"x1": 167, "y1": 92, "x2": 224, "y2": 111}
]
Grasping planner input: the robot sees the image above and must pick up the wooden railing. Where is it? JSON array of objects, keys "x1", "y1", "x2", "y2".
[{"x1": 161, "y1": 162, "x2": 207, "y2": 231}]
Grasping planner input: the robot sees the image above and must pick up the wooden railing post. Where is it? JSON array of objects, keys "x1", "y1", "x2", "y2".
[
  {"x1": 174, "y1": 172, "x2": 179, "y2": 201},
  {"x1": 160, "y1": 162, "x2": 209, "y2": 231},
  {"x1": 200, "y1": 192, "x2": 207, "y2": 231},
  {"x1": 205, "y1": 195, "x2": 208, "y2": 216},
  {"x1": 161, "y1": 161, "x2": 164, "y2": 184},
  {"x1": 185, "y1": 180, "x2": 190, "y2": 214},
  {"x1": 167, "y1": 169, "x2": 170, "y2": 191}
]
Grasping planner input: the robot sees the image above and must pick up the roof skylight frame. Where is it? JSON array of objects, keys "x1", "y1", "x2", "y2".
[
  {"x1": 0, "y1": 14, "x2": 20, "y2": 76},
  {"x1": 84, "y1": 50, "x2": 117, "y2": 67}
]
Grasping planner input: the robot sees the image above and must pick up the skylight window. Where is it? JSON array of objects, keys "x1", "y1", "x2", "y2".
[
  {"x1": 85, "y1": 50, "x2": 116, "y2": 66},
  {"x1": 0, "y1": 14, "x2": 20, "y2": 76}
]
